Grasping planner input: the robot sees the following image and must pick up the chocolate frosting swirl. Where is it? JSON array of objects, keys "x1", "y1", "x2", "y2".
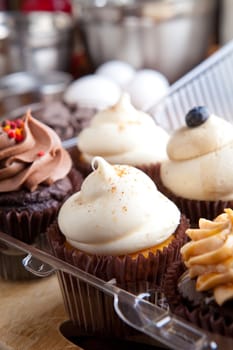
[{"x1": 0, "y1": 111, "x2": 72, "y2": 192}]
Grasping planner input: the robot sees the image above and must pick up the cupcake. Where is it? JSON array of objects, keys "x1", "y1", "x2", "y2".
[
  {"x1": 156, "y1": 106, "x2": 233, "y2": 225},
  {"x1": 164, "y1": 208, "x2": 233, "y2": 338},
  {"x1": 63, "y1": 74, "x2": 121, "y2": 111},
  {"x1": 0, "y1": 111, "x2": 83, "y2": 280},
  {"x1": 74, "y1": 93, "x2": 169, "y2": 177},
  {"x1": 33, "y1": 101, "x2": 97, "y2": 142},
  {"x1": 28, "y1": 74, "x2": 121, "y2": 143},
  {"x1": 47, "y1": 156, "x2": 189, "y2": 336}
]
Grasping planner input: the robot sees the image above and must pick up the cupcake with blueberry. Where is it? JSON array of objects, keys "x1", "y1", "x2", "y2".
[
  {"x1": 73, "y1": 93, "x2": 169, "y2": 177},
  {"x1": 47, "y1": 156, "x2": 189, "y2": 336},
  {"x1": 164, "y1": 208, "x2": 233, "y2": 338},
  {"x1": 156, "y1": 106, "x2": 233, "y2": 225},
  {"x1": 0, "y1": 111, "x2": 83, "y2": 280}
]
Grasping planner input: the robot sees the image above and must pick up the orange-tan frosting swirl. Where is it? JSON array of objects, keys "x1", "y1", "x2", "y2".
[
  {"x1": 181, "y1": 208, "x2": 233, "y2": 305},
  {"x1": 0, "y1": 111, "x2": 72, "y2": 192}
]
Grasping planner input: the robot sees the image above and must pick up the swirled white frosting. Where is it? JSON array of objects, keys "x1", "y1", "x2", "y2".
[
  {"x1": 58, "y1": 157, "x2": 180, "y2": 255},
  {"x1": 77, "y1": 93, "x2": 169, "y2": 166},
  {"x1": 161, "y1": 114, "x2": 233, "y2": 201}
]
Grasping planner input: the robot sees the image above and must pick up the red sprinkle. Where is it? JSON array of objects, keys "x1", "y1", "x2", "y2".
[
  {"x1": 10, "y1": 121, "x2": 16, "y2": 129},
  {"x1": 37, "y1": 151, "x2": 45, "y2": 157},
  {"x1": 7, "y1": 130, "x2": 15, "y2": 139},
  {"x1": 1, "y1": 117, "x2": 25, "y2": 143},
  {"x1": 15, "y1": 134, "x2": 24, "y2": 143}
]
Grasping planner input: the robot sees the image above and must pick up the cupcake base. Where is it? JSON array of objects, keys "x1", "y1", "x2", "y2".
[
  {"x1": 0, "y1": 168, "x2": 83, "y2": 281},
  {"x1": 47, "y1": 214, "x2": 189, "y2": 336},
  {"x1": 0, "y1": 168, "x2": 83, "y2": 244},
  {"x1": 48, "y1": 214, "x2": 189, "y2": 288}
]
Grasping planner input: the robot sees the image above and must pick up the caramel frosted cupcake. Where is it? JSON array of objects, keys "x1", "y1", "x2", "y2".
[
  {"x1": 0, "y1": 111, "x2": 83, "y2": 280},
  {"x1": 156, "y1": 106, "x2": 233, "y2": 226},
  {"x1": 164, "y1": 208, "x2": 233, "y2": 337},
  {"x1": 47, "y1": 156, "x2": 189, "y2": 336},
  {"x1": 73, "y1": 93, "x2": 169, "y2": 177}
]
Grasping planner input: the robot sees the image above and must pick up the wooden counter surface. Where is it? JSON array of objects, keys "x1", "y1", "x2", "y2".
[
  {"x1": 0, "y1": 275, "x2": 81, "y2": 350},
  {"x1": 0, "y1": 276, "x2": 163, "y2": 350}
]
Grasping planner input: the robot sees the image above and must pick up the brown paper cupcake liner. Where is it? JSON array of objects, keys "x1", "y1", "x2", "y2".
[
  {"x1": 136, "y1": 162, "x2": 161, "y2": 184},
  {"x1": 47, "y1": 214, "x2": 189, "y2": 336},
  {"x1": 57, "y1": 269, "x2": 136, "y2": 337},
  {"x1": 152, "y1": 164, "x2": 233, "y2": 226},
  {"x1": 164, "y1": 261, "x2": 233, "y2": 338},
  {"x1": 0, "y1": 207, "x2": 57, "y2": 244}
]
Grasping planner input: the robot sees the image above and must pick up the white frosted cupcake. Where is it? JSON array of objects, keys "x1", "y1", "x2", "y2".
[
  {"x1": 47, "y1": 157, "x2": 189, "y2": 336},
  {"x1": 73, "y1": 93, "x2": 169, "y2": 177},
  {"x1": 156, "y1": 106, "x2": 233, "y2": 225}
]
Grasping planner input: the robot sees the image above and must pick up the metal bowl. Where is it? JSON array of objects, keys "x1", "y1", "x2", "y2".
[
  {"x1": 0, "y1": 71, "x2": 72, "y2": 116},
  {"x1": 72, "y1": 0, "x2": 217, "y2": 83},
  {"x1": 0, "y1": 11, "x2": 74, "y2": 77}
]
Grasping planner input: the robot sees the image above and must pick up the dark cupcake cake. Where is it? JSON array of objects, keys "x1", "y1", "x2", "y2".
[{"x1": 0, "y1": 169, "x2": 82, "y2": 244}]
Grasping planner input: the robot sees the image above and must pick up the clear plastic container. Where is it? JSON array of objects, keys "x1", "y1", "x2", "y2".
[
  {"x1": 2, "y1": 40, "x2": 233, "y2": 349},
  {"x1": 0, "y1": 231, "x2": 219, "y2": 350},
  {"x1": 149, "y1": 40, "x2": 233, "y2": 131}
]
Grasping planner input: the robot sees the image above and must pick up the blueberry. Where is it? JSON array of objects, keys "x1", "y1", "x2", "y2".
[{"x1": 185, "y1": 106, "x2": 210, "y2": 128}]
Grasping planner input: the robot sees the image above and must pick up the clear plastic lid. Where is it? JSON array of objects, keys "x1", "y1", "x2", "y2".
[
  {"x1": 0, "y1": 231, "x2": 218, "y2": 350},
  {"x1": 2, "y1": 39, "x2": 233, "y2": 350}
]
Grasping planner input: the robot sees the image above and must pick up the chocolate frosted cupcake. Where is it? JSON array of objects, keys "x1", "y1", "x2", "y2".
[
  {"x1": 33, "y1": 101, "x2": 98, "y2": 141},
  {"x1": 0, "y1": 111, "x2": 83, "y2": 280},
  {"x1": 74, "y1": 93, "x2": 169, "y2": 178},
  {"x1": 156, "y1": 106, "x2": 233, "y2": 226},
  {"x1": 47, "y1": 156, "x2": 189, "y2": 336},
  {"x1": 164, "y1": 208, "x2": 233, "y2": 337},
  {"x1": 31, "y1": 74, "x2": 121, "y2": 142}
]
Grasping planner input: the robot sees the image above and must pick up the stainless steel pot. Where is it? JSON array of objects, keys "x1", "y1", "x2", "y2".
[
  {"x1": 72, "y1": 0, "x2": 217, "y2": 83},
  {"x1": 0, "y1": 11, "x2": 74, "y2": 77},
  {"x1": 0, "y1": 71, "x2": 72, "y2": 116}
]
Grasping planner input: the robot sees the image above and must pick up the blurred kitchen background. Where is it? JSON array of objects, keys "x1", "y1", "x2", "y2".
[{"x1": 0, "y1": 0, "x2": 231, "y2": 116}]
